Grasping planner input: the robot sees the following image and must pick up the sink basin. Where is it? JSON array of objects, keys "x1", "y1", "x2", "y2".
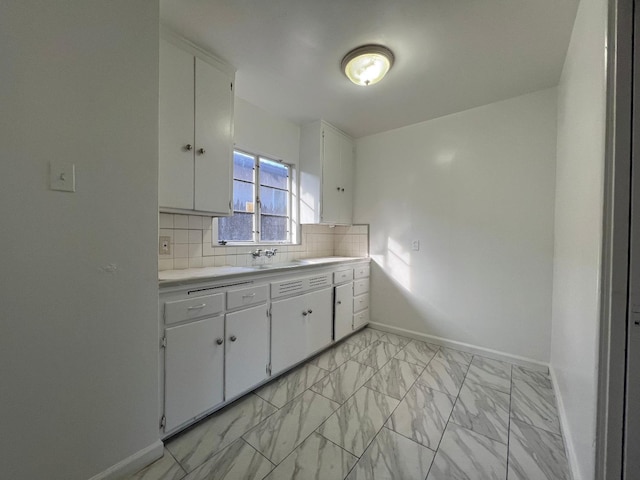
[{"x1": 248, "y1": 261, "x2": 302, "y2": 270}]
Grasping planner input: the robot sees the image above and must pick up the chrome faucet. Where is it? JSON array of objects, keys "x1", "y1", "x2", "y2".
[
  {"x1": 251, "y1": 249, "x2": 263, "y2": 258},
  {"x1": 264, "y1": 248, "x2": 278, "y2": 258}
]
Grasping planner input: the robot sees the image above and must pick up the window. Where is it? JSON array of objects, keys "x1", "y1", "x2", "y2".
[{"x1": 218, "y1": 150, "x2": 292, "y2": 243}]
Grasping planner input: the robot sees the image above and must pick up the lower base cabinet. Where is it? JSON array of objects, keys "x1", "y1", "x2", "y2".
[
  {"x1": 164, "y1": 316, "x2": 224, "y2": 432},
  {"x1": 225, "y1": 304, "x2": 270, "y2": 399},
  {"x1": 271, "y1": 287, "x2": 332, "y2": 374},
  {"x1": 160, "y1": 261, "x2": 370, "y2": 435}
]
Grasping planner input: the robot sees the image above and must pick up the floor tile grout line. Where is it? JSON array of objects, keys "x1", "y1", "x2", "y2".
[
  {"x1": 174, "y1": 392, "x2": 284, "y2": 474},
  {"x1": 254, "y1": 390, "x2": 281, "y2": 411},
  {"x1": 164, "y1": 446, "x2": 188, "y2": 478},
  {"x1": 255, "y1": 364, "x2": 331, "y2": 410},
  {"x1": 383, "y1": 423, "x2": 439, "y2": 454},
  {"x1": 445, "y1": 356, "x2": 517, "y2": 449},
  {"x1": 241, "y1": 438, "x2": 276, "y2": 469},
  {"x1": 340, "y1": 358, "x2": 430, "y2": 479},
  {"x1": 346, "y1": 336, "x2": 435, "y2": 474},
  {"x1": 312, "y1": 333, "x2": 420, "y2": 478},
  {"x1": 261, "y1": 338, "x2": 388, "y2": 471},
  {"x1": 430, "y1": 356, "x2": 472, "y2": 457}
]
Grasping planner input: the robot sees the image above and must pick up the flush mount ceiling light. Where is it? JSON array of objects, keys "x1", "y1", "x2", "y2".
[{"x1": 341, "y1": 44, "x2": 394, "y2": 86}]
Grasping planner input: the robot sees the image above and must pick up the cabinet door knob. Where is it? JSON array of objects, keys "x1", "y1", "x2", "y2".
[
  {"x1": 307, "y1": 309, "x2": 313, "y2": 314},
  {"x1": 230, "y1": 335, "x2": 237, "y2": 342},
  {"x1": 337, "y1": 300, "x2": 342, "y2": 305},
  {"x1": 185, "y1": 144, "x2": 193, "y2": 151},
  {"x1": 198, "y1": 148, "x2": 206, "y2": 155},
  {"x1": 341, "y1": 188, "x2": 345, "y2": 192},
  {"x1": 302, "y1": 311, "x2": 308, "y2": 316},
  {"x1": 336, "y1": 186, "x2": 341, "y2": 191},
  {"x1": 216, "y1": 338, "x2": 223, "y2": 345}
]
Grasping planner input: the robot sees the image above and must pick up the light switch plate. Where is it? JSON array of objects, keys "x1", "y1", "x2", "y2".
[
  {"x1": 159, "y1": 236, "x2": 171, "y2": 255},
  {"x1": 50, "y1": 162, "x2": 76, "y2": 192}
]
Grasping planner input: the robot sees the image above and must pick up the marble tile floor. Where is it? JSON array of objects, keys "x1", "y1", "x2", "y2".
[{"x1": 125, "y1": 327, "x2": 571, "y2": 480}]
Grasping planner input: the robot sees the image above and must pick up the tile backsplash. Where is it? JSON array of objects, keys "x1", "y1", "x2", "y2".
[{"x1": 158, "y1": 213, "x2": 369, "y2": 271}]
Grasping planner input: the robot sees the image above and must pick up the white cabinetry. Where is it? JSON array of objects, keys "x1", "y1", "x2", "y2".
[
  {"x1": 159, "y1": 34, "x2": 234, "y2": 215},
  {"x1": 159, "y1": 260, "x2": 370, "y2": 437},
  {"x1": 164, "y1": 316, "x2": 224, "y2": 432},
  {"x1": 300, "y1": 120, "x2": 354, "y2": 224},
  {"x1": 225, "y1": 304, "x2": 269, "y2": 399},
  {"x1": 271, "y1": 287, "x2": 332, "y2": 374},
  {"x1": 353, "y1": 275, "x2": 370, "y2": 330}
]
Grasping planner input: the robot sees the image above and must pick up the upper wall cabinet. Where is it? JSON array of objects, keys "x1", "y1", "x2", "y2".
[
  {"x1": 300, "y1": 120, "x2": 354, "y2": 225},
  {"x1": 159, "y1": 33, "x2": 235, "y2": 216}
]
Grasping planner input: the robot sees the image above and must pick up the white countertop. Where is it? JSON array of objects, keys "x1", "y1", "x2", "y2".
[{"x1": 159, "y1": 256, "x2": 369, "y2": 287}]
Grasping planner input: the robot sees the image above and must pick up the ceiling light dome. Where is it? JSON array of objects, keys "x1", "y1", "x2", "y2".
[{"x1": 341, "y1": 44, "x2": 394, "y2": 86}]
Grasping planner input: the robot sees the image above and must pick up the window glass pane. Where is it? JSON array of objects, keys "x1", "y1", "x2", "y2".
[
  {"x1": 219, "y1": 213, "x2": 253, "y2": 242},
  {"x1": 260, "y1": 186, "x2": 287, "y2": 216},
  {"x1": 260, "y1": 215, "x2": 287, "y2": 242},
  {"x1": 234, "y1": 151, "x2": 255, "y2": 182},
  {"x1": 233, "y1": 180, "x2": 255, "y2": 213},
  {"x1": 259, "y1": 158, "x2": 288, "y2": 189}
]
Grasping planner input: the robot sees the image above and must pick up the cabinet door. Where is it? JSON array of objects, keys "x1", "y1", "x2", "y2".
[
  {"x1": 159, "y1": 39, "x2": 195, "y2": 210},
  {"x1": 271, "y1": 294, "x2": 308, "y2": 374},
  {"x1": 306, "y1": 287, "x2": 333, "y2": 354},
  {"x1": 164, "y1": 316, "x2": 224, "y2": 432},
  {"x1": 225, "y1": 304, "x2": 270, "y2": 399},
  {"x1": 194, "y1": 58, "x2": 233, "y2": 214},
  {"x1": 334, "y1": 283, "x2": 353, "y2": 341},
  {"x1": 339, "y1": 136, "x2": 354, "y2": 224},
  {"x1": 321, "y1": 127, "x2": 342, "y2": 224}
]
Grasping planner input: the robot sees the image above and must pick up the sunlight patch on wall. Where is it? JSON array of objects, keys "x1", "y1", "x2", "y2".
[{"x1": 384, "y1": 236, "x2": 412, "y2": 292}]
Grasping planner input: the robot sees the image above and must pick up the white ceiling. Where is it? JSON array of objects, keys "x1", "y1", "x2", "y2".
[{"x1": 160, "y1": 0, "x2": 579, "y2": 138}]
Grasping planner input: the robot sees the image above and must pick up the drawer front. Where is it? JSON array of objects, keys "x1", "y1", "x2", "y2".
[
  {"x1": 353, "y1": 308, "x2": 369, "y2": 329},
  {"x1": 353, "y1": 293, "x2": 370, "y2": 313},
  {"x1": 227, "y1": 284, "x2": 269, "y2": 310},
  {"x1": 333, "y1": 269, "x2": 354, "y2": 284},
  {"x1": 164, "y1": 293, "x2": 225, "y2": 325},
  {"x1": 354, "y1": 264, "x2": 370, "y2": 279},
  {"x1": 353, "y1": 278, "x2": 370, "y2": 296}
]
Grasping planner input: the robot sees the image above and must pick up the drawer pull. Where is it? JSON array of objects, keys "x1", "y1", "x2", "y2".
[
  {"x1": 308, "y1": 309, "x2": 313, "y2": 314},
  {"x1": 302, "y1": 311, "x2": 308, "y2": 316},
  {"x1": 242, "y1": 293, "x2": 256, "y2": 298},
  {"x1": 337, "y1": 300, "x2": 342, "y2": 305},
  {"x1": 187, "y1": 304, "x2": 207, "y2": 310},
  {"x1": 216, "y1": 338, "x2": 223, "y2": 345},
  {"x1": 230, "y1": 335, "x2": 237, "y2": 342}
]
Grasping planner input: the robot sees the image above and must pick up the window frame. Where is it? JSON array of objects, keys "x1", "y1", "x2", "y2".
[{"x1": 217, "y1": 149, "x2": 293, "y2": 245}]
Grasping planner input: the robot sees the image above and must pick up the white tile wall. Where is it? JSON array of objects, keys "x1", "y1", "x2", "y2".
[{"x1": 158, "y1": 213, "x2": 369, "y2": 270}]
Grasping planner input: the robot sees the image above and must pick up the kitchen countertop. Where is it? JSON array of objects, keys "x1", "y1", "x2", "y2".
[{"x1": 159, "y1": 256, "x2": 370, "y2": 287}]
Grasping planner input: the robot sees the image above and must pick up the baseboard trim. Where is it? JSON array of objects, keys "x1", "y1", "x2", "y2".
[
  {"x1": 549, "y1": 366, "x2": 579, "y2": 480},
  {"x1": 368, "y1": 322, "x2": 549, "y2": 372},
  {"x1": 88, "y1": 440, "x2": 164, "y2": 480}
]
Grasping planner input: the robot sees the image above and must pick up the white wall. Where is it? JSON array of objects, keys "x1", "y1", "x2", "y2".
[
  {"x1": 354, "y1": 88, "x2": 557, "y2": 363},
  {"x1": 0, "y1": 2, "x2": 160, "y2": 479},
  {"x1": 234, "y1": 97, "x2": 301, "y2": 165},
  {"x1": 550, "y1": 0, "x2": 607, "y2": 477}
]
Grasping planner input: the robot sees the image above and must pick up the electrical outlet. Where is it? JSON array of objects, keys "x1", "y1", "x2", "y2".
[
  {"x1": 412, "y1": 240, "x2": 420, "y2": 251},
  {"x1": 159, "y1": 236, "x2": 171, "y2": 255}
]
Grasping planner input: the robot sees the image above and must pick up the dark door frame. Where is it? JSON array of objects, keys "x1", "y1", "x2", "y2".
[{"x1": 596, "y1": 0, "x2": 633, "y2": 478}]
